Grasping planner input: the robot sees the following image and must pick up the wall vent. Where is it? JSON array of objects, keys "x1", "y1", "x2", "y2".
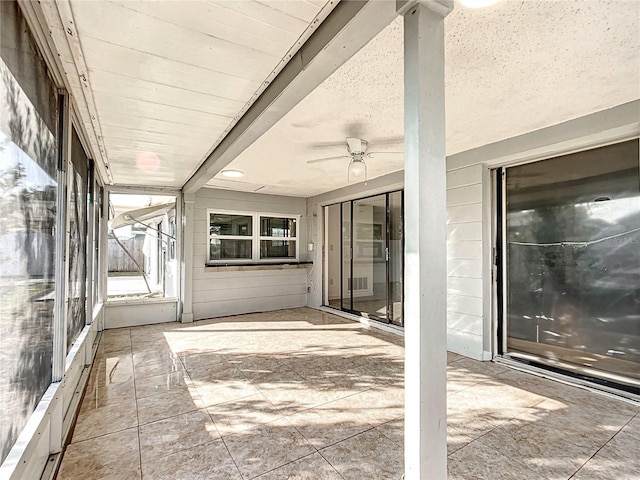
[{"x1": 348, "y1": 277, "x2": 368, "y2": 291}]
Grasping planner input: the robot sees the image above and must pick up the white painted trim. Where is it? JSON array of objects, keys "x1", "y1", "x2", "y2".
[
  {"x1": 105, "y1": 297, "x2": 179, "y2": 306},
  {"x1": 104, "y1": 301, "x2": 178, "y2": 329},
  {"x1": 0, "y1": 321, "x2": 99, "y2": 480},
  {"x1": 206, "y1": 209, "x2": 301, "y2": 264},
  {"x1": 485, "y1": 129, "x2": 640, "y2": 360},
  {"x1": 493, "y1": 357, "x2": 640, "y2": 406}
]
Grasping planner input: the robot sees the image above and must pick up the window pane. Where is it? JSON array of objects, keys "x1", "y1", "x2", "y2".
[
  {"x1": 260, "y1": 240, "x2": 296, "y2": 259},
  {"x1": 0, "y1": 3, "x2": 57, "y2": 462},
  {"x1": 210, "y1": 214, "x2": 252, "y2": 236},
  {"x1": 68, "y1": 130, "x2": 89, "y2": 348},
  {"x1": 260, "y1": 217, "x2": 296, "y2": 237},
  {"x1": 209, "y1": 238, "x2": 252, "y2": 260}
]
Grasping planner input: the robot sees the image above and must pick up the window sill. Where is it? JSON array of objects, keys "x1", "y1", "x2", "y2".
[{"x1": 204, "y1": 261, "x2": 312, "y2": 273}]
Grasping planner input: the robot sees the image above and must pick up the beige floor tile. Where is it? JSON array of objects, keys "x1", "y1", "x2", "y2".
[
  {"x1": 573, "y1": 427, "x2": 640, "y2": 480},
  {"x1": 58, "y1": 308, "x2": 640, "y2": 480},
  {"x1": 141, "y1": 438, "x2": 241, "y2": 480},
  {"x1": 478, "y1": 417, "x2": 608, "y2": 478},
  {"x1": 255, "y1": 452, "x2": 343, "y2": 480},
  {"x1": 194, "y1": 378, "x2": 259, "y2": 408},
  {"x1": 81, "y1": 380, "x2": 136, "y2": 411},
  {"x1": 206, "y1": 393, "x2": 283, "y2": 436},
  {"x1": 286, "y1": 401, "x2": 374, "y2": 449},
  {"x1": 88, "y1": 353, "x2": 134, "y2": 386},
  {"x1": 58, "y1": 428, "x2": 140, "y2": 480},
  {"x1": 258, "y1": 383, "x2": 353, "y2": 416},
  {"x1": 71, "y1": 399, "x2": 138, "y2": 443},
  {"x1": 138, "y1": 409, "x2": 220, "y2": 463},
  {"x1": 136, "y1": 388, "x2": 202, "y2": 425},
  {"x1": 135, "y1": 369, "x2": 191, "y2": 399},
  {"x1": 319, "y1": 428, "x2": 403, "y2": 480},
  {"x1": 223, "y1": 417, "x2": 316, "y2": 479},
  {"x1": 97, "y1": 336, "x2": 132, "y2": 356},
  {"x1": 448, "y1": 441, "x2": 538, "y2": 480}
]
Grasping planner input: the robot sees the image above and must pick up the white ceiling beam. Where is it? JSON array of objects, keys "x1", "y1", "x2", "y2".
[{"x1": 183, "y1": 0, "x2": 399, "y2": 193}]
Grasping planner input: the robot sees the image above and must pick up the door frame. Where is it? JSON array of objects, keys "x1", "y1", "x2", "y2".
[{"x1": 323, "y1": 189, "x2": 404, "y2": 326}]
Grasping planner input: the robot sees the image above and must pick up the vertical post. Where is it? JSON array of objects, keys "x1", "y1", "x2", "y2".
[
  {"x1": 52, "y1": 91, "x2": 71, "y2": 382},
  {"x1": 399, "y1": 1, "x2": 452, "y2": 479},
  {"x1": 99, "y1": 186, "x2": 109, "y2": 330},
  {"x1": 181, "y1": 192, "x2": 195, "y2": 322},
  {"x1": 85, "y1": 159, "x2": 95, "y2": 325}
]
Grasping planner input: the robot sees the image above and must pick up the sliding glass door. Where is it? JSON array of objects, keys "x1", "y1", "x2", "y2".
[
  {"x1": 500, "y1": 139, "x2": 640, "y2": 390},
  {"x1": 325, "y1": 191, "x2": 404, "y2": 326}
]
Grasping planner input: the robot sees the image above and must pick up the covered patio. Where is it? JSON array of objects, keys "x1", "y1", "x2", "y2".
[{"x1": 57, "y1": 308, "x2": 639, "y2": 480}]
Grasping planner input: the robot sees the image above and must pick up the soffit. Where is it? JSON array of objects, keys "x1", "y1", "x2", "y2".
[
  {"x1": 66, "y1": 0, "x2": 334, "y2": 186},
  {"x1": 206, "y1": 0, "x2": 640, "y2": 197}
]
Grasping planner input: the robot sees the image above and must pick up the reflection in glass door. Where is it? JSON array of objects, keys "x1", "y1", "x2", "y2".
[
  {"x1": 324, "y1": 191, "x2": 404, "y2": 326},
  {"x1": 501, "y1": 139, "x2": 640, "y2": 391},
  {"x1": 388, "y1": 192, "x2": 404, "y2": 326},
  {"x1": 352, "y1": 195, "x2": 387, "y2": 321}
]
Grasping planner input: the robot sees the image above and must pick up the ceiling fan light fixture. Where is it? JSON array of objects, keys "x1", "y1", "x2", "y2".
[
  {"x1": 221, "y1": 169, "x2": 244, "y2": 178},
  {"x1": 348, "y1": 158, "x2": 366, "y2": 176}
]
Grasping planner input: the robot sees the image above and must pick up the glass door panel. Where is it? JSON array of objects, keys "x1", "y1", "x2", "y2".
[
  {"x1": 505, "y1": 140, "x2": 640, "y2": 388},
  {"x1": 389, "y1": 191, "x2": 404, "y2": 326},
  {"x1": 341, "y1": 202, "x2": 352, "y2": 311},
  {"x1": 325, "y1": 204, "x2": 342, "y2": 310},
  {"x1": 352, "y1": 195, "x2": 387, "y2": 320}
]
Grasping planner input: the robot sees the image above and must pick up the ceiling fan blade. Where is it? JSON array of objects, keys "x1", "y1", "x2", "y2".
[
  {"x1": 307, "y1": 155, "x2": 349, "y2": 164},
  {"x1": 346, "y1": 137, "x2": 363, "y2": 153},
  {"x1": 367, "y1": 151, "x2": 404, "y2": 158}
]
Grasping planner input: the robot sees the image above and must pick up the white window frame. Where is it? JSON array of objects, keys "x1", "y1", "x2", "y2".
[{"x1": 206, "y1": 209, "x2": 300, "y2": 264}]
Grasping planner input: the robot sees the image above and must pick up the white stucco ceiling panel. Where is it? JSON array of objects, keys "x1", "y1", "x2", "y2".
[{"x1": 210, "y1": 0, "x2": 639, "y2": 197}]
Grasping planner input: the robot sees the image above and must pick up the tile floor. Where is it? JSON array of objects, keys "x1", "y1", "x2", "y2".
[{"x1": 56, "y1": 308, "x2": 640, "y2": 480}]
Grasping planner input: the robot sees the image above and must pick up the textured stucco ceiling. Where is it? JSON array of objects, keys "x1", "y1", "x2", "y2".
[{"x1": 207, "y1": 0, "x2": 640, "y2": 197}]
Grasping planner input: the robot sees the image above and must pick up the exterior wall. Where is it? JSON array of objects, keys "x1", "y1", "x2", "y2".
[
  {"x1": 307, "y1": 100, "x2": 640, "y2": 361},
  {"x1": 192, "y1": 188, "x2": 309, "y2": 320},
  {"x1": 445, "y1": 164, "x2": 486, "y2": 359}
]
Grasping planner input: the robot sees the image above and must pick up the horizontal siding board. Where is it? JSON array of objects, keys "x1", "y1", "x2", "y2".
[
  {"x1": 447, "y1": 184, "x2": 482, "y2": 207},
  {"x1": 447, "y1": 276, "x2": 483, "y2": 298},
  {"x1": 192, "y1": 266, "x2": 309, "y2": 281},
  {"x1": 74, "y1": 2, "x2": 279, "y2": 74},
  {"x1": 91, "y1": 71, "x2": 246, "y2": 116},
  {"x1": 446, "y1": 240, "x2": 483, "y2": 260},
  {"x1": 447, "y1": 259, "x2": 482, "y2": 279},
  {"x1": 447, "y1": 203, "x2": 482, "y2": 224},
  {"x1": 446, "y1": 164, "x2": 482, "y2": 189},
  {"x1": 82, "y1": 38, "x2": 259, "y2": 98},
  {"x1": 447, "y1": 312, "x2": 483, "y2": 336},
  {"x1": 193, "y1": 284, "x2": 307, "y2": 303},
  {"x1": 447, "y1": 222, "x2": 482, "y2": 242},
  {"x1": 193, "y1": 273, "x2": 307, "y2": 292},
  {"x1": 447, "y1": 294, "x2": 483, "y2": 317},
  {"x1": 193, "y1": 294, "x2": 307, "y2": 320}
]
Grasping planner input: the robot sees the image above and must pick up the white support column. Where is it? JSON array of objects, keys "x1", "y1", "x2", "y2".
[
  {"x1": 52, "y1": 91, "x2": 71, "y2": 383},
  {"x1": 399, "y1": 1, "x2": 452, "y2": 478},
  {"x1": 180, "y1": 193, "x2": 195, "y2": 323}
]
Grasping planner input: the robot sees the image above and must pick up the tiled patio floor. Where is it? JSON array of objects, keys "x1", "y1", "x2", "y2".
[{"x1": 56, "y1": 308, "x2": 640, "y2": 480}]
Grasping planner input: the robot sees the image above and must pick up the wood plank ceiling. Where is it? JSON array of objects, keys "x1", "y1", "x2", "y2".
[{"x1": 66, "y1": 0, "x2": 334, "y2": 187}]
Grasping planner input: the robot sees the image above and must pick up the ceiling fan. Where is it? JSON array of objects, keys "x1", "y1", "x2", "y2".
[{"x1": 307, "y1": 137, "x2": 402, "y2": 183}]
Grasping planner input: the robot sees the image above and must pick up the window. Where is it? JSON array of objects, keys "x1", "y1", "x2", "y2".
[{"x1": 207, "y1": 210, "x2": 299, "y2": 263}]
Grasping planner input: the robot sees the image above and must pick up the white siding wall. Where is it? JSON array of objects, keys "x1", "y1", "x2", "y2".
[
  {"x1": 446, "y1": 164, "x2": 486, "y2": 359},
  {"x1": 305, "y1": 168, "x2": 488, "y2": 359},
  {"x1": 192, "y1": 188, "x2": 308, "y2": 320}
]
